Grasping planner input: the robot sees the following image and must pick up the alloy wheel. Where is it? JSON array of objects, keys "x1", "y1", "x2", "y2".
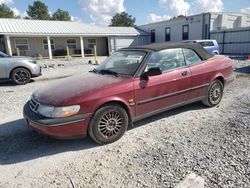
[
  {"x1": 209, "y1": 82, "x2": 223, "y2": 105},
  {"x1": 14, "y1": 70, "x2": 29, "y2": 84},
  {"x1": 98, "y1": 110, "x2": 123, "y2": 138}
]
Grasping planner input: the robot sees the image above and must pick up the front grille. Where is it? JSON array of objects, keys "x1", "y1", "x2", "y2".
[{"x1": 29, "y1": 97, "x2": 40, "y2": 113}]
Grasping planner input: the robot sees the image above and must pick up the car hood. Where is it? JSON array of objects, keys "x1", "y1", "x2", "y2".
[
  {"x1": 33, "y1": 72, "x2": 128, "y2": 106},
  {"x1": 7, "y1": 56, "x2": 34, "y2": 61}
]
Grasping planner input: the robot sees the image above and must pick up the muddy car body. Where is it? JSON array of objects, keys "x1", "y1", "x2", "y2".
[{"x1": 23, "y1": 43, "x2": 234, "y2": 144}]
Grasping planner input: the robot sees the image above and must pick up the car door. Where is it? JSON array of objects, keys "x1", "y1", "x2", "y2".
[
  {"x1": 133, "y1": 48, "x2": 191, "y2": 118},
  {"x1": 182, "y1": 48, "x2": 211, "y2": 100}
]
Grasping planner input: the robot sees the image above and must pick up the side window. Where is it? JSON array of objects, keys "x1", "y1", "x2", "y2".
[
  {"x1": 147, "y1": 48, "x2": 185, "y2": 72},
  {"x1": 183, "y1": 48, "x2": 202, "y2": 66},
  {"x1": 198, "y1": 41, "x2": 214, "y2": 47}
]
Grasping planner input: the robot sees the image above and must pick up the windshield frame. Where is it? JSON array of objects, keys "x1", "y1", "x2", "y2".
[{"x1": 95, "y1": 49, "x2": 149, "y2": 77}]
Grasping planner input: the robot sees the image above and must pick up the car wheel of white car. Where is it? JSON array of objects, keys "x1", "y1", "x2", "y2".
[{"x1": 11, "y1": 68, "x2": 31, "y2": 85}]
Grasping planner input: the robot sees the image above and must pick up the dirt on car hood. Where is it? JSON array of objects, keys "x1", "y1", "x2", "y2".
[{"x1": 33, "y1": 72, "x2": 127, "y2": 106}]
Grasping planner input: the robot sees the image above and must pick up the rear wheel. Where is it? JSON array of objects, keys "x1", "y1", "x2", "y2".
[
  {"x1": 202, "y1": 80, "x2": 224, "y2": 107},
  {"x1": 11, "y1": 68, "x2": 31, "y2": 85},
  {"x1": 88, "y1": 104, "x2": 128, "y2": 144}
]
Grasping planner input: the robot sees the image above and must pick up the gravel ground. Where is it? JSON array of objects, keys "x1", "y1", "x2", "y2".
[{"x1": 0, "y1": 58, "x2": 249, "y2": 188}]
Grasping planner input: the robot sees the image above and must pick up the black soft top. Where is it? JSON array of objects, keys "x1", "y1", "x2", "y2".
[{"x1": 123, "y1": 42, "x2": 214, "y2": 60}]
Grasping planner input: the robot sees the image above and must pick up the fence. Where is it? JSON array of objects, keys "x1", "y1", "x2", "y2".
[{"x1": 210, "y1": 27, "x2": 250, "y2": 59}]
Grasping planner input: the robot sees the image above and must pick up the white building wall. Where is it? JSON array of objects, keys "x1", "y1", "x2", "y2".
[
  {"x1": 137, "y1": 12, "x2": 250, "y2": 45},
  {"x1": 138, "y1": 13, "x2": 209, "y2": 43},
  {"x1": 137, "y1": 35, "x2": 150, "y2": 45},
  {"x1": 210, "y1": 13, "x2": 250, "y2": 30},
  {"x1": 108, "y1": 35, "x2": 150, "y2": 54}
]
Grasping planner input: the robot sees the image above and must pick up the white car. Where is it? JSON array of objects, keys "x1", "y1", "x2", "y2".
[
  {"x1": 184, "y1": 40, "x2": 220, "y2": 54},
  {"x1": 0, "y1": 51, "x2": 41, "y2": 84}
]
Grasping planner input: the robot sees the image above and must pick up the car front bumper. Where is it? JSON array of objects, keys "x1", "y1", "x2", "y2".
[
  {"x1": 23, "y1": 102, "x2": 91, "y2": 138},
  {"x1": 30, "y1": 63, "x2": 42, "y2": 78}
]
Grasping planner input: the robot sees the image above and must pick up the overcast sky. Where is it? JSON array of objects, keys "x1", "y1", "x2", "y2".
[{"x1": 1, "y1": 0, "x2": 250, "y2": 25}]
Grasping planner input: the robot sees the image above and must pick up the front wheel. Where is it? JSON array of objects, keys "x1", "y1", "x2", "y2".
[
  {"x1": 202, "y1": 80, "x2": 224, "y2": 107},
  {"x1": 11, "y1": 68, "x2": 31, "y2": 85},
  {"x1": 88, "y1": 104, "x2": 129, "y2": 144}
]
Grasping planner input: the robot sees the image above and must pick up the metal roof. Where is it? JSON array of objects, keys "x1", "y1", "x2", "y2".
[{"x1": 0, "y1": 18, "x2": 146, "y2": 36}]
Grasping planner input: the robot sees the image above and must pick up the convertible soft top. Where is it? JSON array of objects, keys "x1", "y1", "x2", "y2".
[{"x1": 124, "y1": 42, "x2": 215, "y2": 60}]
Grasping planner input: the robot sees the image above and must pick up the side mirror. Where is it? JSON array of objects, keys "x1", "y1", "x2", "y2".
[{"x1": 142, "y1": 67, "x2": 162, "y2": 78}]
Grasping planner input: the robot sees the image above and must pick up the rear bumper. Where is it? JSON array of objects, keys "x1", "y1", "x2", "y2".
[{"x1": 23, "y1": 102, "x2": 91, "y2": 138}]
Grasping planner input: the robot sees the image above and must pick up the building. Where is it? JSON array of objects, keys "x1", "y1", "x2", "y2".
[
  {"x1": 138, "y1": 12, "x2": 250, "y2": 43},
  {"x1": 0, "y1": 18, "x2": 149, "y2": 59},
  {"x1": 211, "y1": 12, "x2": 250, "y2": 30},
  {"x1": 0, "y1": 12, "x2": 249, "y2": 59}
]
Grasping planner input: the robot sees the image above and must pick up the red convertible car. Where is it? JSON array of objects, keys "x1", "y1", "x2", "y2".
[{"x1": 23, "y1": 43, "x2": 234, "y2": 144}]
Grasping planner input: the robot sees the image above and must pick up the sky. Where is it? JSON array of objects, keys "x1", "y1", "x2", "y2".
[{"x1": 1, "y1": 0, "x2": 250, "y2": 26}]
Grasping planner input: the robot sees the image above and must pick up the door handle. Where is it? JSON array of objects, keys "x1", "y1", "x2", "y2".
[{"x1": 181, "y1": 71, "x2": 188, "y2": 77}]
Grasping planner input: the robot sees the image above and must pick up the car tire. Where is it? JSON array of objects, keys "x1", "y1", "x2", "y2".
[
  {"x1": 88, "y1": 104, "x2": 129, "y2": 144},
  {"x1": 202, "y1": 79, "x2": 224, "y2": 107},
  {"x1": 11, "y1": 68, "x2": 31, "y2": 85}
]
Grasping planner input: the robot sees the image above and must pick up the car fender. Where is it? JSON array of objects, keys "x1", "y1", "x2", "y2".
[
  {"x1": 91, "y1": 96, "x2": 135, "y2": 119},
  {"x1": 8, "y1": 62, "x2": 32, "y2": 77},
  {"x1": 210, "y1": 72, "x2": 224, "y2": 84},
  {"x1": 212, "y1": 50, "x2": 219, "y2": 54},
  {"x1": 9, "y1": 66, "x2": 32, "y2": 78}
]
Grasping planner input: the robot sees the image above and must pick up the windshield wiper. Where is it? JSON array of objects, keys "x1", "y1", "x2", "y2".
[{"x1": 99, "y1": 69, "x2": 119, "y2": 77}]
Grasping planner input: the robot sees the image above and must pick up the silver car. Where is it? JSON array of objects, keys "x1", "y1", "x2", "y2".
[{"x1": 0, "y1": 51, "x2": 41, "y2": 84}]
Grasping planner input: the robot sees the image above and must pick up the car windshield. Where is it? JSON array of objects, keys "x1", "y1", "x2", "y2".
[
  {"x1": 95, "y1": 50, "x2": 147, "y2": 76},
  {"x1": 0, "y1": 51, "x2": 9, "y2": 57}
]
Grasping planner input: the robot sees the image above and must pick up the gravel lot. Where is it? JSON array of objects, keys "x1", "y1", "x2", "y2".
[{"x1": 0, "y1": 58, "x2": 249, "y2": 188}]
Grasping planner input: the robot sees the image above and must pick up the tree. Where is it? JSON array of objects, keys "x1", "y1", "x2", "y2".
[
  {"x1": 0, "y1": 4, "x2": 15, "y2": 18},
  {"x1": 52, "y1": 9, "x2": 71, "y2": 21},
  {"x1": 110, "y1": 11, "x2": 136, "y2": 27},
  {"x1": 170, "y1": 15, "x2": 186, "y2": 20},
  {"x1": 26, "y1": 1, "x2": 51, "y2": 20}
]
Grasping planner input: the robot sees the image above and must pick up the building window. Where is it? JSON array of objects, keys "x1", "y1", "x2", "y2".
[
  {"x1": 165, "y1": 27, "x2": 171, "y2": 41},
  {"x1": 67, "y1": 39, "x2": 77, "y2": 49},
  {"x1": 182, "y1": 25, "x2": 189, "y2": 40},
  {"x1": 151, "y1": 29, "x2": 155, "y2": 43},
  {"x1": 87, "y1": 38, "x2": 97, "y2": 49},
  {"x1": 15, "y1": 39, "x2": 29, "y2": 50},
  {"x1": 43, "y1": 38, "x2": 55, "y2": 50}
]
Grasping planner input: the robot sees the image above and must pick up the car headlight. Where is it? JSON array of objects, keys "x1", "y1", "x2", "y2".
[
  {"x1": 37, "y1": 104, "x2": 80, "y2": 118},
  {"x1": 28, "y1": 60, "x2": 37, "y2": 64}
]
